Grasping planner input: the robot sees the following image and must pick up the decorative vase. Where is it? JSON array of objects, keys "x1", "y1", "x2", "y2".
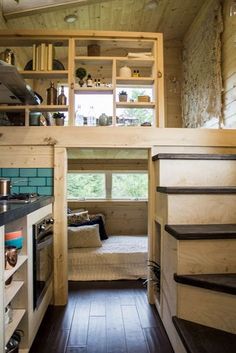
[
  {"x1": 55, "y1": 118, "x2": 64, "y2": 126},
  {"x1": 119, "y1": 94, "x2": 128, "y2": 102}
]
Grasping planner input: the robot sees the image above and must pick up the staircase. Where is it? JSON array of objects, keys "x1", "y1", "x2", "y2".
[{"x1": 151, "y1": 153, "x2": 236, "y2": 353}]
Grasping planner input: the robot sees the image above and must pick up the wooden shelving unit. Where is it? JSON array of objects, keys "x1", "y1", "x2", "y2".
[
  {"x1": 4, "y1": 255, "x2": 28, "y2": 282},
  {"x1": 116, "y1": 101, "x2": 155, "y2": 109},
  {"x1": 5, "y1": 309, "x2": 26, "y2": 345},
  {"x1": 5, "y1": 281, "x2": 24, "y2": 307},
  {"x1": 0, "y1": 30, "x2": 164, "y2": 127},
  {"x1": 20, "y1": 70, "x2": 69, "y2": 79}
]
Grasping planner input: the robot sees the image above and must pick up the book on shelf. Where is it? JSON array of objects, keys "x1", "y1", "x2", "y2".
[{"x1": 32, "y1": 43, "x2": 54, "y2": 71}]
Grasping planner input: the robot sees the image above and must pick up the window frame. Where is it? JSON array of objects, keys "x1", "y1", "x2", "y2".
[{"x1": 67, "y1": 170, "x2": 148, "y2": 201}]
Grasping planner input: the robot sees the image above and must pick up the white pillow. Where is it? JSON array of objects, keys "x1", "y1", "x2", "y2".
[
  {"x1": 67, "y1": 210, "x2": 90, "y2": 226},
  {"x1": 68, "y1": 224, "x2": 102, "y2": 248}
]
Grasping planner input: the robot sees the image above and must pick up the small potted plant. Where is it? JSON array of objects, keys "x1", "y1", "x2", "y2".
[
  {"x1": 119, "y1": 90, "x2": 128, "y2": 102},
  {"x1": 52, "y1": 112, "x2": 66, "y2": 126},
  {"x1": 75, "y1": 67, "x2": 87, "y2": 87}
]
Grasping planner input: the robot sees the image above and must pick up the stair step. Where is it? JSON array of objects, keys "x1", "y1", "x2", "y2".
[
  {"x1": 174, "y1": 273, "x2": 236, "y2": 295},
  {"x1": 165, "y1": 224, "x2": 236, "y2": 240},
  {"x1": 172, "y1": 316, "x2": 236, "y2": 353},
  {"x1": 152, "y1": 153, "x2": 236, "y2": 161},
  {"x1": 157, "y1": 186, "x2": 236, "y2": 194}
]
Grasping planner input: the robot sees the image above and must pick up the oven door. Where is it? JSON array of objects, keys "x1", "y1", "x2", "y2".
[{"x1": 33, "y1": 226, "x2": 53, "y2": 310}]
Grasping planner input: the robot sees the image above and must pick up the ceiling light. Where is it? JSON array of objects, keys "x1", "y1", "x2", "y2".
[
  {"x1": 64, "y1": 14, "x2": 78, "y2": 23},
  {"x1": 145, "y1": 0, "x2": 159, "y2": 10}
]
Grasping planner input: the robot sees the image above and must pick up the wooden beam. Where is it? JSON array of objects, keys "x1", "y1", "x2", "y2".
[
  {"x1": 1, "y1": 127, "x2": 236, "y2": 148},
  {"x1": 53, "y1": 147, "x2": 68, "y2": 305}
]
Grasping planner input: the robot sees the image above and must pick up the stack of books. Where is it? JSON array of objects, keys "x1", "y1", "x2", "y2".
[{"x1": 32, "y1": 43, "x2": 54, "y2": 71}]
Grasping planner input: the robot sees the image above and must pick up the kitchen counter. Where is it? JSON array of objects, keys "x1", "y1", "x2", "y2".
[{"x1": 0, "y1": 196, "x2": 53, "y2": 226}]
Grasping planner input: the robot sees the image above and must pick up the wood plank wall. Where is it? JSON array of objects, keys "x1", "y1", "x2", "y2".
[
  {"x1": 164, "y1": 41, "x2": 183, "y2": 127},
  {"x1": 68, "y1": 200, "x2": 148, "y2": 235},
  {"x1": 222, "y1": 0, "x2": 236, "y2": 127}
]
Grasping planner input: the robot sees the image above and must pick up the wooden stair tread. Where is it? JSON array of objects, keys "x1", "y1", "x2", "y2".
[
  {"x1": 152, "y1": 153, "x2": 236, "y2": 161},
  {"x1": 174, "y1": 273, "x2": 236, "y2": 295},
  {"x1": 165, "y1": 224, "x2": 236, "y2": 240},
  {"x1": 172, "y1": 316, "x2": 236, "y2": 353},
  {"x1": 157, "y1": 186, "x2": 236, "y2": 194}
]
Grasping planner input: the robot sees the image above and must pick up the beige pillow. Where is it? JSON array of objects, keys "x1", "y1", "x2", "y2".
[
  {"x1": 67, "y1": 210, "x2": 90, "y2": 226},
  {"x1": 68, "y1": 224, "x2": 102, "y2": 248}
]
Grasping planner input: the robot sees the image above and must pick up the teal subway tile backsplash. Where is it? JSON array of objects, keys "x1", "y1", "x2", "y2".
[
  {"x1": 46, "y1": 178, "x2": 53, "y2": 186},
  {"x1": 29, "y1": 177, "x2": 46, "y2": 187},
  {"x1": 0, "y1": 168, "x2": 54, "y2": 196},
  {"x1": 11, "y1": 177, "x2": 28, "y2": 186},
  {"x1": 37, "y1": 187, "x2": 52, "y2": 195},
  {"x1": 20, "y1": 169, "x2": 37, "y2": 177},
  {"x1": 19, "y1": 186, "x2": 37, "y2": 194},
  {"x1": 2, "y1": 168, "x2": 20, "y2": 177},
  {"x1": 37, "y1": 168, "x2": 53, "y2": 177}
]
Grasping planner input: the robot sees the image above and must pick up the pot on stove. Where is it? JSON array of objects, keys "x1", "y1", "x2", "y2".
[{"x1": 0, "y1": 178, "x2": 11, "y2": 197}]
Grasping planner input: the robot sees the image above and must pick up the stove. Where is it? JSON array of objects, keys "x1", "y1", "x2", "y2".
[{"x1": 0, "y1": 193, "x2": 39, "y2": 204}]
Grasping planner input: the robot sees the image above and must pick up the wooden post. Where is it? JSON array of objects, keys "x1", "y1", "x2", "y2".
[
  {"x1": 54, "y1": 147, "x2": 68, "y2": 305},
  {"x1": 147, "y1": 149, "x2": 155, "y2": 304}
]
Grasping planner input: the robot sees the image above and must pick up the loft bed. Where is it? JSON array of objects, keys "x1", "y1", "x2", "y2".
[{"x1": 67, "y1": 210, "x2": 148, "y2": 281}]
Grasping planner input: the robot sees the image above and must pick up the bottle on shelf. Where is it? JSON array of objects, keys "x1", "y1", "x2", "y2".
[
  {"x1": 75, "y1": 105, "x2": 83, "y2": 126},
  {"x1": 57, "y1": 85, "x2": 67, "y2": 105},
  {"x1": 86, "y1": 74, "x2": 93, "y2": 87},
  {"x1": 46, "y1": 81, "x2": 57, "y2": 105}
]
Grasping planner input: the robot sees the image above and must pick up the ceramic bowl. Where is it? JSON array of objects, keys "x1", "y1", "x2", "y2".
[
  {"x1": 5, "y1": 230, "x2": 22, "y2": 241},
  {"x1": 5, "y1": 237, "x2": 23, "y2": 250}
]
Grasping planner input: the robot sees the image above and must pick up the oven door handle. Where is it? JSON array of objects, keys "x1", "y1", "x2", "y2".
[{"x1": 37, "y1": 235, "x2": 53, "y2": 250}]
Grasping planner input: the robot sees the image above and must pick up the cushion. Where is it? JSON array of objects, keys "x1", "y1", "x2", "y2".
[
  {"x1": 67, "y1": 210, "x2": 90, "y2": 226},
  {"x1": 68, "y1": 224, "x2": 102, "y2": 248},
  {"x1": 69, "y1": 215, "x2": 108, "y2": 240}
]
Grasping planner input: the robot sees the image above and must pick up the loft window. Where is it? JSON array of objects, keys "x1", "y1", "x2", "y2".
[{"x1": 67, "y1": 172, "x2": 148, "y2": 200}]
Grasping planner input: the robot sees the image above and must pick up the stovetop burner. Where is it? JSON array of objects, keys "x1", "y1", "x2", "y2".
[{"x1": 0, "y1": 193, "x2": 39, "y2": 203}]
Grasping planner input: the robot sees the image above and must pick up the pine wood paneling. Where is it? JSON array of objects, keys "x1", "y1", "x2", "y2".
[{"x1": 68, "y1": 200, "x2": 147, "y2": 235}]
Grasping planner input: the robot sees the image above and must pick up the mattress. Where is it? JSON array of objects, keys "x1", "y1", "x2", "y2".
[{"x1": 68, "y1": 235, "x2": 148, "y2": 281}]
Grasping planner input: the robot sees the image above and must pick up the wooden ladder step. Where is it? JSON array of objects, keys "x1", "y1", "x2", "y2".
[
  {"x1": 165, "y1": 224, "x2": 236, "y2": 240},
  {"x1": 174, "y1": 273, "x2": 236, "y2": 295},
  {"x1": 152, "y1": 153, "x2": 236, "y2": 161},
  {"x1": 157, "y1": 186, "x2": 236, "y2": 194},
  {"x1": 172, "y1": 316, "x2": 236, "y2": 353}
]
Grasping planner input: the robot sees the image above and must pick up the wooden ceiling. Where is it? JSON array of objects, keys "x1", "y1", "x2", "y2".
[{"x1": 0, "y1": 0, "x2": 207, "y2": 40}]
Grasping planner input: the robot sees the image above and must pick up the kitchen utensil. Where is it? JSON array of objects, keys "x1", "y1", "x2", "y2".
[
  {"x1": 5, "y1": 246, "x2": 18, "y2": 270},
  {"x1": 0, "y1": 178, "x2": 11, "y2": 196}
]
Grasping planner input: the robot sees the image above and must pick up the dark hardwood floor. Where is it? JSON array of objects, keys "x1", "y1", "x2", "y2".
[{"x1": 29, "y1": 281, "x2": 174, "y2": 353}]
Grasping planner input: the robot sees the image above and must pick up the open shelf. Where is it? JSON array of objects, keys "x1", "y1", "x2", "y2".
[
  {"x1": 74, "y1": 86, "x2": 113, "y2": 94},
  {"x1": 5, "y1": 281, "x2": 24, "y2": 307},
  {"x1": 5, "y1": 309, "x2": 26, "y2": 345},
  {"x1": 0, "y1": 105, "x2": 68, "y2": 112},
  {"x1": 116, "y1": 101, "x2": 155, "y2": 109},
  {"x1": 116, "y1": 77, "x2": 154, "y2": 85},
  {"x1": 19, "y1": 70, "x2": 69, "y2": 79},
  {"x1": 4, "y1": 255, "x2": 28, "y2": 282}
]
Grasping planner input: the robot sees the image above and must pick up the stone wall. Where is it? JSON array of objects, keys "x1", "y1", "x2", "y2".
[{"x1": 182, "y1": 0, "x2": 223, "y2": 128}]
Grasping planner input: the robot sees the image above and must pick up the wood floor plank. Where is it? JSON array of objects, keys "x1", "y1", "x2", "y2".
[
  {"x1": 87, "y1": 316, "x2": 106, "y2": 353},
  {"x1": 90, "y1": 299, "x2": 106, "y2": 316},
  {"x1": 135, "y1": 294, "x2": 158, "y2": 328},
  {"x1": 68, "y1": 296, "x2": 91, "y2": 347},
  {"x1": 122, "y1": 305, "x2": 149, "y2": 353},
  {"x1": 106, "y1": 296, "x2": 127, "y2": 353},
  {"x1": 30, "y1": 281, "x2": 174, "y2": 353},
  {"x1": 144, "y1": 327, "x2": 174, "y2": 353},
  {"x1": 66, "y1": 347, "x2": 87, "y2": 353}
]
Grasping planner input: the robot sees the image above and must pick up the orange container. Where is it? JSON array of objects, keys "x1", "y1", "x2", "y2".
[{"x1": 5, "y1": 230, "x2": 22, "y2": 241}]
